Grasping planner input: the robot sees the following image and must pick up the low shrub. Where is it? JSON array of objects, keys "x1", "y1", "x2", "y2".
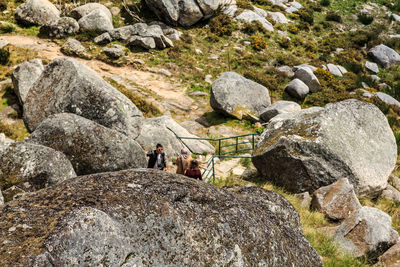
[
  {"x1": 241, "y1": 21, "x2": 267, "y2": 34},
  {"x1": 210, "y1": 14, "x2": 235, "y2": 37},
  {"x1": 288, "y1": 25, "x2": 299, "y2": 34},
  {"x1": 326, "y1": 11, "x2": 342, "y2": 23},
  {"x1": 244, "y1": 68, "x2": 286, "y2": 92},
  {"x1": 236, "y1": 0, "x2": 253, "y2": 10},
  {"x1": 0, "y1": 23, "x2": 16, "y2": 34},
  {"x1": 295, "y1": 8, "x2": 314, "y2": 25},
  {"x1": 250, "y1": 35, "x2": 267, "y2": 51},
  {"x1": 335, "y1": 49, "x2": 366, "y2": 74},
  {"x1": 320, "y1": 0, "x2": 330, "y2": 7},
  {"x1": 297, "y1": 21, "x2": 311, "y2": 31},
  {"x1": 278, "y1": 37, "x2": 291, "y2": 49},
  {"x1": 0, "y1": 48, "x2": 10, "y2": 65},
  {"x1": 358, "y1": 13, "x2": 374, "y2": 25},
  {"x1": 0, "y1": 0, "x2": 7, "y2": 11}
]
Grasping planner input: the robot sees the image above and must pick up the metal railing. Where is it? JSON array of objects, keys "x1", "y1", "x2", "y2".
[{"x1": 176, "y1": 133, "x2": 261, "y2": 183}]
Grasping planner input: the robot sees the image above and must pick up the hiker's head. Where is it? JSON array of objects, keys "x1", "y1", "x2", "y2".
[
  {"x1": 156, "y1": 144, "x2": 163, "y2": 154},
  {"x1": 190, "y1": 160, "x2": 199, "y2": 169},
  {"x1": 180, "y1": 148, "x2": 188, "y2": 155}
]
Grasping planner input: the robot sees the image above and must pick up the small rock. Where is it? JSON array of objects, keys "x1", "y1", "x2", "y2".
[
  {"x1": 379, "y1": 243, "x2": 400, "y2": 267},
  {"x1": 61, "y1": 38, "x2": 90, "y2": 59},
  {"x1": 15, "y1": 0, "x2": 60, "y2": 26},
  {"x1": 39, "y1": 17, "x2": 79, "y2": 38},
  {"x1": 277, "y1": 65, "x2": 294, "y2": 78},
  {"x1": 102, "y1": 44, "x2": 126, "y2": 59},
  {"x1": 294, "y1": 67, "x2": 321, "y2": 92},
  {"x1": 375, "y1": 92, "x2": 400, "y2": 109},
  {"x1": 311, "y1": 178, "x2": 362, "y2": 221},
  {"x1": 260, "y1": 100, "x2": 301, "y2": 122},
  {"x1": 195, "y1": 48, "x2": 203, "y2": 55},
  {"x1": 294, "y1": 192, "x2": 311, "y2": 209},
  {"x1": 94, "y1": 32, "x2": 112, "y2": 45},
  {"x1": 334, "y1": 206, "x2": 400, "y2": 260},
  {"x1": 362, "y1": 82, "x2": 369, "y2": 89},
  {"x1": 132, "y1": 59, "x2": 145, "y2": 65},
  {"x1": 205, "y1": 74, "x2": 212, "y2": 84},
  {"x1": 268, "y1": 11, "x2": 290, "y2": 24},
  {"x1": 285, "y1": 78, "x2": 309, "y2": 100},
  {"x1": 209, "y1": 54, "x2": 219, "y2": 60},
  {"x1": 78, "y1": 9, "x2": 113, "y2": 33},
  {"x1": 368, "y1": 44, "x2": 400, "y2": 69},
  {"x1": 327, "y1": 64, "x2": 343, "y2": 77},
  {"x1": 365, "y1": 61, "x2": 379, "y2": 73},
  {"x1": 390, "y1": 174, "x2": 400, "y2": 191},
  {"x1": 235, "y1": 10, "x2": 274, "y2": 32},
  {"x1": 110, "y1": 6, "x2": 120, "y2": 16},
  {"x1": 243, "y1": 41, "x2": 251, "y2": 45},
  {"x1": 293, "y1": 64, "x2": 317, "y2": 73},
  {"x1": 380, "y1": 184, "x2": 400, "y2": 202},
  {"x1": 189, "y1": 91, "x2": 208, "y2": 97},
  {"x1": 12, "y1": 59, "x2": 44, "y2": 105},
  {"x1": 371, "y1": 75, "x2": 380, "y2": 82}
]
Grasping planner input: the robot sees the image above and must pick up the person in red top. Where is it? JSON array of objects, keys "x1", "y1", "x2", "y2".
[{"x1": 184, "y1": 160, "x2": 202, "y2": 180}]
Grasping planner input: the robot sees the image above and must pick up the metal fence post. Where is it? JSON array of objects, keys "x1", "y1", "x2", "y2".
[
  {"x1": 235, "y1": 137, "x2": 238, "y2": 153},
  {"x1": 218, "y1": 140, "x2": 221, "y2": 156},
  {"x1": 252, "y1": 134, "x2": 255, "y2": 151},
  {"x1": 212, "y1": 157, "x2": 215, "y2": 182}
]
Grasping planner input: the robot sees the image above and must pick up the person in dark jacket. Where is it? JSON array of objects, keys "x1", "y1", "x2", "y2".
[
  {"x1": 184, "y1": 160, "x2": 202, "y2": 180},
  {"x1": 147, "y1": 144, "x2": 167, "y2": 171}
]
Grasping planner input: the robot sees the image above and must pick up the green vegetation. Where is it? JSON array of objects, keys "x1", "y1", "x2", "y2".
[
  {"x1": 0, "y1": 48, "x2": 10, "y2": 65},
  {"x1": 0, "y1": 23, "x2": 16, "y2": 34},
  {"x1": 105, "y1": 78, "x2": 162, "y2": 117}
]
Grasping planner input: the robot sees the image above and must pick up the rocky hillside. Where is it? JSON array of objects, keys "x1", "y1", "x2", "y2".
[{"x1": 0, "y1": 0, "x2": 400, "y2": 266}]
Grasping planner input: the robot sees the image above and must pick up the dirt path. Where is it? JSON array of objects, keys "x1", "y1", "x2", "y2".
[{"x1": 1, "y1": 35, "x2": 199, "y2": 116}]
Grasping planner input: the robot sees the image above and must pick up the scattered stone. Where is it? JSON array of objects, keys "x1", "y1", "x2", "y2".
[
  {"x1": 23, "y1": 57, "x2": 144, "y2": 138},
  {"x1": 379, "y1": 243, "x2": 400, "y2": 267},
  {"x1": 370, "y1": 75, "x2": 380, "y2": 83},
  {"x1": 286, "y1": 1, "x2": 303, "y2": 13},
  {"x1": 39, "y1": 17, "x2": 79, "y2": 38},
  {"x1": 360, "y1": 89, "x2": 373, "y2": 98},
  {"x1": 334, "y1": 206, "x2": 399, "y2": 260},
  {"x1": 210, "y1": 72, "x2": 271, "y2": 120},
  {"x1": 336, "y1": 65, "x2": 347, "y2": 75},
  {"x1": 205, "y1": 74, "x2": 212, "y2": 84},
  {"x1": 60, "y1": 38, "x2": 90, "y2": 59},
  {"x1": 392, "y1": 13, "x2": 400, "y2": 22},
  {"x1": 78, "y1": 9, "x2": 113, "y2": 33},
  {"x1": 285, "y1": 78, "x2": 309, "y2": 100},
  {"x1": 94, "y1": 32, "x2": 112, "y2": 45},
  {"x1": 27, "y1": 113, "x2": 146, "y2": 175},
  {"x1": 260, "y1": 100, "x2": 301, "y2": 122},
  {"x1": 102, "y1": 44, "x2": 126, "y2": 59},
  {"x1": 252, "y1": 100, "x2": 397, "y2": 196},
  {"x1": 0, "y1": 189, "x2": 3, "y2": 205},
  {"x1": 110, "y1": 6, "x2": 120, "y2": 16},
  {"x1": 132, "y1": 59, "x2": 145, "y2": 65},
  {"x1": 293, "y1": 64, "x2": 317, "y2": 73},
  {"x1": 0, "y1": 39, "x2": 9, "y2": 49},
  {"x1": 70, "y1": 3, "x2": 112, "y2": 21},
  {"x1": 368, "y1": 44, "x2": 400, "y2": 68},
  {"x1": 148, "y1": 67, "x2": 172, "y2": 77},
  {"x1": 15, "y1": 0, "x2": 60, "y2": 26},
  {"x1": 294, "y1": 67, "x2": 321, "y2": 92},
  {"x1": 129, "y1": 35, "x2": 156, "y2": 49},
  {"x1": 253, "y1": 6, "x2": 267, "y2": 18},
  {"x1": 365, "y1": 61, "x2": 379, "y2": 73},
  {"x1": 144, "y1": 0, "x2": 231, "y2": 27},
  {"x1": 195, "y1": 48, "x2": 203, "y2": 55},
  {"x1": 11, "y1": 59, "x2": 44, "y2": 105},
  {"x1": 165, "y1": 100, "x2": 191, "y2": 111},
  {"x1": 294, "y1": 192, "x2": 312, "y2": 209},
  {"x1": 277, "y1": 65, "x2": 294, "y2": 78},
  {"x1": 0, "y1": 169, "x2": 323, "y2": 266},
  {"x1": 0, "y1": 142, "x2": 76, "y2": 202},
  {"x1": 311, "y1": 179, "x2": 362, "y2": 221},
  {"x1": 243, "y1": 41, "x2": 251, "y2": 45},
  {"x1": 375, "y1": 92, "x2": 400, "y2": 109},
  {"x1": 209, "y1": 54, "x2": 219, "y2": 60},
  {"x1": 327, "y1": 64, "x2": 343, "y2": 77},
  {"x1": 390, "y1": 174, "x2": 400, "y2": 191},
  {"x1": 136, "y1": 116, "x2": 215, "y2": 156},
  {"x1": 235, "y1": 10, "x2": 274, "y2": 32},
  {"x1": 380, "y1": 184, "x2": 400, "y2": 202},
  {"x1": 268, "y1": 11, "x2": 290, "y2": 24}
]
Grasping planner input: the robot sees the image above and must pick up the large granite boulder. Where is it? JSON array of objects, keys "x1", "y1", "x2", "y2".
[
  {"x1": 334, "y1": 206, "x2": 399, "y2": 260},
  {"x1": 210, "y1": 72, "x2": 271, "y2": 120},
  {"x1": 15, "y1": 0, "x2": 60, "y2": 26},
  {"x1": 78, "y1": 9, "x2": 113, "y2": 33},
  {"x1": 285, "y1": 78, "x2": 309, "y2": 100},
  {"x1": 23, "y1": 57, "x2": 144, "y2": 138},
  {"x1": 136, "y1": 116, "x2": 215, "y2": 157},
  {"x1": 368, "y1": 44, "x2": 400, "y2": 68},
  {"x1": 39, "y1": 17, "x2": 79, "y2": 38},
  {"x1": 11, "y1": 59, "x2": 44, "y2": 105},
  {"x1": 70, "y1": 3, "x2": 112, "y2": 21},
  {"x1": 0, "y1": 142, "x2": 76, "y2": 202},
  {"x1": 109, "y1": 23, "x2": 174, "y2": 50},
  {"x1": 144, "y1": 0, "x2": 231, "y2": 27},
  {"x1": 225, "y1": 186, "x2": 302, "y2": 233},
  {"x1": 0, "y1": 169, "x2": 323, "y2": 266},
  {"x1": 252, "y1": 99, "x2": 397, "y2": 196},
  {"x1": 260, "y1": 100, "x2": 301, "y2": 122},
  {"x1": 27, "y1": 113, "x2": 147, "y2": 176},
  {"x1": 311, "y1": 178, "x2": 362, "y2": 221},
  {"x1": 235, "y1": 10, "x2": 274, "y2": 32},
  {"x1": 294, "y1": 67, "x2": 320, "y2": 92}
]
